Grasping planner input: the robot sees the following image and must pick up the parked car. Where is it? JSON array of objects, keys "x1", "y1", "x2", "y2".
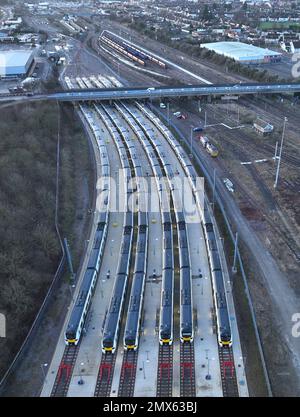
[{"x1": 223, "y1": 178, "x2": 234, "y2": 193}]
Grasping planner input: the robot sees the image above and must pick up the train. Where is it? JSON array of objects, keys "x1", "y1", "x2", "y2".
[
  {"x1": 64, "y1": 83, "x2": 110, "y2": 345},
  {"x1": 199, "y1": 135, "x2": 219, "y2": 157},
  {"x1": 65, "y1": 210, "x2": 108, "y2": 345},
  {"x1": 101, "y1": 209, "x2": 133, "y2": 353},
  {"x1": 177, "y1": 213, "x2": 193, "y2": 343},
  {"x1": 96, "y1": 103, "x2": 151, "y2": 353},
  {"x1": 202, "y1": 202, "x2": 232, "y2": 346},
  {"x1": 100, "y1": 35, "x2": 145, "y2": 66},
  {"x1": 103, "y1": 31, "x2": 167, "y2": 69},
  {"x1": 160, "y1": 210, "x2": 174, "y2": 345},
  {"x1": 123, "y1": 211, "x2": 148, "y2": 350},
  {"x1": 206, "y1": 142, "x2": 219, "y2": 157},
  {"x1": 121, "y1": 42, "x2": 149, "y2": 61}
]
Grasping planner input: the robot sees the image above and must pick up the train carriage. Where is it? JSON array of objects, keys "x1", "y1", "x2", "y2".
[
  {"x1": 180, "y1": 267, "x2": 193, "y2": 342},
  {"x1": 102, "y1": 272, "x2": 128, "y2": 353},
  {"x1": 65, "y1": 268, "x2": 98, "y2": 345},
  {"x1": 123, "y1": 214, "x2": 148, "y2": 350},
  {"x1": 212, "y1": 270, "x2": 232, "y2": 346},
  {"x1": 159, "y1": 268, "x2": 174, "y2": 345}
]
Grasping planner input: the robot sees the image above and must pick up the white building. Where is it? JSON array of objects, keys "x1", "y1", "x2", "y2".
[
  {"x1": 0, "y1": 49, "x2": 36, "y2": 78},
  {"x1": 200, "y1": 41, "x2": 282, "y2": 64}
]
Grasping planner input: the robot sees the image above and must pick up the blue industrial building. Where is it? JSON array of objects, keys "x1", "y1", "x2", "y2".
[{"x1": 0, "y1": 49, "x2": 35, "y2": 78}]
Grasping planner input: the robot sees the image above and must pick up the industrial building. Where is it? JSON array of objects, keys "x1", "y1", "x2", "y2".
[
  {"x1": 0, "y1": 49, "x2": 36, "y2": 78},
  {"x1": 200, "y1": 41, "x2": 282, "y2": 64},
  {"x1": 253, "y1": 118, "x2": 274, "y2": 135}
]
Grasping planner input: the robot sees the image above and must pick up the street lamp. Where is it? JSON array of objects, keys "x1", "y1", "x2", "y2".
[
  {"x1": 190, "y1": 126, "x2": 194, "y2": 157},
  {"x1": 205, "y1": 349, "x2": 211, "y2": 380},
  {"x1": 274, "y1": 116, "x2": 288, "y2": 189},
  {"x1": 167, "y1": 102, "x2": 170, "y2": 126},
  {"x1": 69, "y1": 284, "x2": 75, "y2": 301},
  {"x1": 79, "y1": 362, "x2": 85, "y2": 385},
  {"x1": 240, "y1": 355, "x2": 247, "y2": 377},
  {"x1": 40, "y1": 363, "x2": 48, "y2": 383}
]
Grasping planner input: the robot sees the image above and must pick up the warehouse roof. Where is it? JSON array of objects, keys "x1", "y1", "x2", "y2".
[
  {"x1": 0, "y1": 49, "x2": 35, "y2": 76},
  {"x1": 0, "y1": 50, "x2": 33, "y2": 67},
  {"x1": 200, "y1": 41, "x2": 281, "y2": 60}
]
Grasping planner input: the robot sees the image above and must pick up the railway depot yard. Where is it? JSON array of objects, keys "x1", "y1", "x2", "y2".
[{"x1": 39, "y1": 74, "x2": 248, "y2": 398}]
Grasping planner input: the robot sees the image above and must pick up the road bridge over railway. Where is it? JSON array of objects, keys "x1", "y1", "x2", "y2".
[{"x1": 1, "y1": 82, "x2": 300, "y2": 103}]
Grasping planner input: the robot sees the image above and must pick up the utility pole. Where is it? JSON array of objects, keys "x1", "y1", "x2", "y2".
[
  {"x1": 212, "y1": 168, "x2": 216, "y2": 212},
  {"x1": 190, "y1": 126, "x2": 194, "y2": 157},
  {"x1": 40, "y1": 363, "x2": 48, "y2": 383},
  {"x1": 204, "y1": 110, "x2": 207, "y2": 128},
  {"x1": 232, "y1": 232, "x2": 238, "y2": 274},
  {"x1": 274, "y1": 141, "x2": 278, "y2": 162},
  {"x1": 63, "y1": 238, "x2": 75, "y2": 282},
  {"x1": 167, "y1": 102, "x2": 170, "y2": 126},
  {"x1": 274, "y1": 117, "x2": 287, "y2": 189},
  {"x1": 79, "y1": 362, "x2": 85, "y2": 385}
]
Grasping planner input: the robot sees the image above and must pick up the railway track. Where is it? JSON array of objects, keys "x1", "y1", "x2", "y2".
[
  {"x1": 156, "y1": 345, "x2": 173, "y2": 397},
  {"x1": 50, "y1": 345, "x2": 79, "y2": 397},
  {"x1": 227, "y1": 163, "x2": 300, "y2": 261},
  {"x1": 180, "y1": 342, "x2": 196, "y2": 397},
  {"x1": 224, "y1": 158, "x2": 300, "y2": 262},
  {"x1": 207, "y1": 102, "x2": 300, "y2": 169},
  {"x1": 118, "y1": 350, "x2": 138, "y2": 397},
  {"x1": 218, "y1": 346, "x2": 239, "y2": 397},
  {"x1": 94, "y1": 352, "x2": 117, "y2": 397},
  {"x1": 201, "y1": 112, "x2": 300, "y2": 261}
]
